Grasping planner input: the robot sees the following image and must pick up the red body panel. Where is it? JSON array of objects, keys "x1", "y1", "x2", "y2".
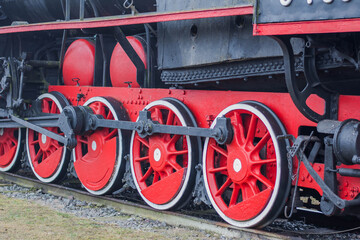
[{"x1": 254, "y1": 18, "x2": 360, "y2": 36}]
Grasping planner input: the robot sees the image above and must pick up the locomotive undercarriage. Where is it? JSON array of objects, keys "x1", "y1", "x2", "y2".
[{"x1": 0, "y1": 0, "x2": 359, "y2": 230}]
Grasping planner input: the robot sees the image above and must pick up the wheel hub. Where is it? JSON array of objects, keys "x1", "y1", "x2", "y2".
[
  {"x1": 87, "y1": 132, "x2": 104, "y2": 158},
  {"x1": 39, "y1": 131, "x2": 53, "y2": 151},
  {"x1": 149, "y1": 142, "x2": 166, "y2": 171},
  {"x1": 227, "y1": 150, "x2": 248, "y2": 183}
]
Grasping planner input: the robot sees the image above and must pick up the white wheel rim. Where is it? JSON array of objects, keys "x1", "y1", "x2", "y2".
[
  {"x1": 130, "y1": 100, "x2": 193, "y2": 210},
  {"x1": 202, "y1": 103, "x2": 283, "y2": 228}
]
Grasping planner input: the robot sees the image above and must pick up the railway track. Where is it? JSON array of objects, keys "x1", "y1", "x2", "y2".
[{"x1": 0, "y1": 172, "x2": 289, "y2": 240}]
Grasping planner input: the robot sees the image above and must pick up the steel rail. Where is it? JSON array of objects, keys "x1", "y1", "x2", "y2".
[{"x1": 0, "y1": 172, "x2": 288, "y2": 240}]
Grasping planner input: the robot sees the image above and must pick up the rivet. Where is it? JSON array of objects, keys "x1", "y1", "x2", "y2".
[
  {"x1": 139, "y1": 89, "x2": 142, "y2": 93},
  {"x1": 309, "y1": 178, "x2": 313, "y2": 183},
  {"x1": 317, "y1": 166, "x2": 322, "y2": 172},
  {"x1": 131, "y1": 100, "x2": 133, "y2": 104},
  {"x1": 168, "y1": 90, "x2": 172, "y2": 94},
  {"x1": 350, "y1": 192, "x2": 355, "y2": 198},
  {"x1": 301, "y1": 176, "x2": 305, "y2": 181},
  {"x1": 345, "y1": 181, "x2": 349, "y2": 187}
]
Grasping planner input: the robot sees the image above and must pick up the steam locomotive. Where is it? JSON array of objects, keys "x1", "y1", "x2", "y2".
[{"x1": 0, "y1": 0, "x2": 359, "y2": 229}]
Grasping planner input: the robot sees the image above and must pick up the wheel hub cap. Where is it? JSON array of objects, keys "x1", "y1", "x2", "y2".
[
  {"x1": 153, "y1": 148, "x2": 161, "y2": 162},
  {"x1": 233, "y1": 158, "x2": 242, "y2": 173},
  {"x1": 41, "y1": 134, "x2": 47, "y2": 144},
  {"x1": 91, "y1": 141, "x2": 97, "y2": 151}
]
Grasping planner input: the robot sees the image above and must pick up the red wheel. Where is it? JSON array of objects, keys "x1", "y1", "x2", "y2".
[
  {"x1": 73, "y1": 97, "x2": 130, "y2": 195},
  {"x1": 130, "y1": 98, "x2": 200, "y2": 210},
  {"x1": 203, "y1": 101, "x2": 290, "y2": 228},
  {"x1": 26, "y1": 92, "x2": 70, "y2": 183},
  {"x1": 0, "y1": 128, "x2": 23, "y2": 172}
]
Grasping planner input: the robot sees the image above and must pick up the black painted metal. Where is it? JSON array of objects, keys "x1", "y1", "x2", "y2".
[
  {"x1": 258, "y1": 0, "x2": 360, "y2": 24},
  {"x1": 0, "y1": 0, "x2": 155, "y2": 24},
  {"x1": 333, "y1": 119, "x2": 360, "y2": 165},
  {"x1": 273, "y1": 36, "x2": 338, "y2": 123},
  {"x1": 320, "y1": 137, "x2": 340, "y2": 216}
]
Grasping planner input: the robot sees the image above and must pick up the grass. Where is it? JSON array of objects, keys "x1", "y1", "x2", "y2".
[{"x1": 0, "y1": 194, "x2": 217, "y2": 240}]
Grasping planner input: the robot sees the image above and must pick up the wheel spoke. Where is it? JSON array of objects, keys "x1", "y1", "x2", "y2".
[
  {"x1": 229, "y1": 184, "x2": 240, "y2": 206},
  {"x1": 152, "y1": 171, "x2": 160, "y2": 184},
  {"x1": 42, "y1": 100, "x2": 50, "y2": 113},
  {"x1": 134, "y1": 156, "x2": 150, "y2": 162},
  {"x1": 105, "y1": 129, "x2": 117, "y2": 141},
  {"x1": 251, "y1": 158, "x2": 276, "y2": 165},
  {"x1": 106, "y1": 110, "x2": 113, "y2": 120},
  {"x1": 136, "y1": 136, "x2": 149, "y2": 148},
  {"x1": 252, "y1": 172, "x2": 273, "y2": 189},
  {"x1": 245, "y1": 114, "x2": 258, "y2": 146},
  {"x1": 210, "y1": 143, "x2": 228, "y2": 158},
  {"x1": 34, "y1": 150, "x2": 42, "y2": 162},
  {"x1": 209, "y1": 166, "x2": 228, "y2": 174},
  {"x1": 78, "y1": 138, "x2": 88, "y2": 144},
  {"x1": 215, "y1": 177, "x2": 232, "y2": 197},
  {"x1": 50, "y1": 101, "x2": 57, "y2": 114},
  {"x1": 169, "y1": 149, "x2": 188, "y2": 156},
  {"x1": 233, "y1": 112, "x2": 245, "y2": 145},
  {"x1": 140, "y1": 167, "x2": 154, "y2": 182},
  {"x1": 154, "y1": 108, "x2": 164, "y2": 124},
  {"x1": 166, "y1": 111, "x2": 175, "y2": 125},
  {"x1": 30, "y1": 139, "x2": 40, "y2": 145},
  {"x1": 168, "y1": 134, "x2": 181, "y2": 147},
  {"x1": 167, "y1": 160, "x2": 182, "y2": 171},
  {"x1": 252, "y1": 132, "x2": 270, "y2": 154}
]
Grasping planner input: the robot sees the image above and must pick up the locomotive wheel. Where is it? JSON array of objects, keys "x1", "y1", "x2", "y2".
[
  {"x1": 203, "y1": 101, "x2": 290, "y2": 228},
  {"x1": 0, "y1": 128, "x2": 23, "y2": 172},
  {"x1": 130, "y1": 98, "x2": 200, "y2": 210},
  {"x1": 73, "y1": 97, "x2": 130, "y2": 195},
  {"x1": 26, "y1": 92, "x2": 71, "y2": 183}
]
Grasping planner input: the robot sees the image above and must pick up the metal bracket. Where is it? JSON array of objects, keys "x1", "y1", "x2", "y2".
[
  {"x1": 272, "y1": 36, "x2": 338, "y2": 123},
  {"x1": 287, "y1": 134, "x2": 347, "y2": 210},
  {"x1": 113, "y1": 27, "x2": 145, "y2": 87}
]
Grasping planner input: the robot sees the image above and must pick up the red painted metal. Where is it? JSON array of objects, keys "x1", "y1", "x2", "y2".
[
  {"x1": 110, "y1": 36, "x2": 147, "y2": 88},
  {"x1": 205, "y1": 109, "x2": 276, "y2": 220},
  {"x1": 0, "y1": 128, "x2": 19, "y2": 169},
  {"x1": 74, "y1": 101, "x2": 119, "y2": 191},
  {"x1": 50, "y1": 86, "x2": 360, "y2": 201},
  {"x1": 132, "y1": 104, "x2": 188, "y2": 205},
  {"x1": 27, "y1": 97, "x2": 65, "y2": 178},
  {"x1": 0, "y1": 6, "x2": 253, "y2": 35},
  {"x1": 254, "y1": 18, "x2": 360, "y2": 36},
  {"x1": 63, "y1": 39, "x2": 95, "y2": 86}
]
